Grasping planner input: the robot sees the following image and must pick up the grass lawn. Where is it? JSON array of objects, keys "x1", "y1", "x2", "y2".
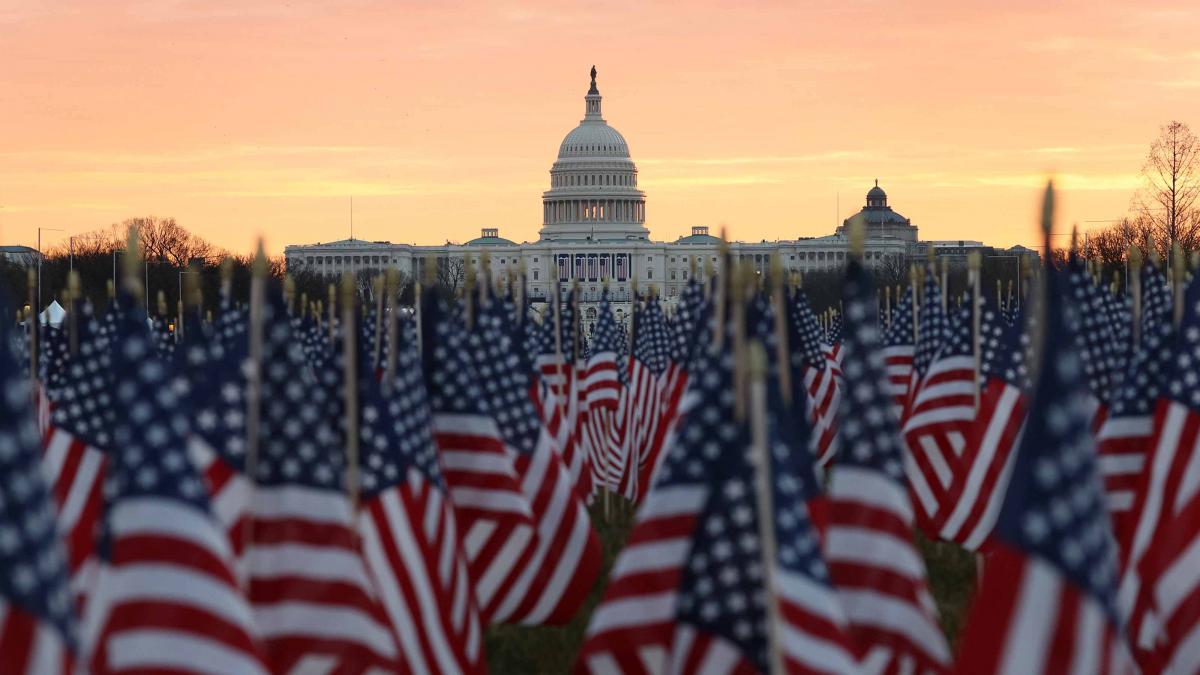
[{"x1": 485, "y1": 497, "x2": 979, "y2": 673}]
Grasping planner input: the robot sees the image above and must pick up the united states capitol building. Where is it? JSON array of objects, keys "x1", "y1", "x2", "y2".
[{"x1": 285, "y1": 68, "x2": 1030, "y2": 327}]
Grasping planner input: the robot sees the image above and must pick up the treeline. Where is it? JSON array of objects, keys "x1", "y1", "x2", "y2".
[{"x1": 0, "y1": 216, "x2": 420, "y2": 321}]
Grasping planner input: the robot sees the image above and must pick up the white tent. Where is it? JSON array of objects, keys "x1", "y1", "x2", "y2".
[{"x1": 39, "y1": 300, "x2": 65, "y2": 328}]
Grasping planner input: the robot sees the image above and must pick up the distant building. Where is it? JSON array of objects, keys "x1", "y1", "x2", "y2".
[
  {"x1": 0, "y1": 245, "x2": 40, "y2": 266},
  {"x1": 284, "y1": 68, "x2": 1027, "y2": 331}
]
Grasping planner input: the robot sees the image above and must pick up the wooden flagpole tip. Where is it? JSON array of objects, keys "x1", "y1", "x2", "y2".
[{"x1": 1040, "y1": 180, "x2": 1055, "y2": 237}]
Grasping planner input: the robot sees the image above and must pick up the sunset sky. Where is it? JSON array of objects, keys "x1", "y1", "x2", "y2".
[{"x1": 2, "y1": 0, "x2": 1198, "y2": 255}]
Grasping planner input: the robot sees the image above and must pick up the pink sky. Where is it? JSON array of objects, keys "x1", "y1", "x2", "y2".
[{"x1": 1, "y1": 0, "x2": 1197, "y2": 254}]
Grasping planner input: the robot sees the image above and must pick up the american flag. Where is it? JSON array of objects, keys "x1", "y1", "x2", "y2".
[
  {"x1": 638, "y1": 299, "x2": 690, "y2": 500},
  {"x1": 955, "y1": 270, "x2": 1134, "y2": 675},
  {"x1": 789, "y1": 290, "x2": 842, "y2": 468},
  {"x1": 180, "y1": 303, "x2": 254, "y2": 560},
  {"x1": 196, "y1": 292, "x2": 401, "y2": 672},
  {"x1": 39, "y1": 307, "x2": 111, "y2": 610},
  {"x1": 578, "y1": 339, "x2": 733, "y2": 673},
  {"x1": 902, "y1": 269, "x2": 953, "y2": 530},
  {"x1": 1096, "y1": 263, "x2": 1171, "y2": 551},
  {"x1": 902, "y1": 300, "x2": 976, "y2": 526},
  {"x1": 883, "y1": 286, "x2": 916, "y2": 421},
  {"x1": 582, "y1": 291, "x2": 626, "y2": 493},
  {"x1": 0, "y1": 314, "x2": 76, "y2": 675},
  {"x1": 466, "y1": 300, "x2": 601, "y2": 624},
  {"x1": 766, "y1": 382, "x2": 858, "y2": 675},
  {"x1": 81, "y1": 301, "x2": 266, "y2": 674},
  {"x1": 824, "y1": 259, "x2": 951, "y2": 674},
  {"x1": 355, "y1": 315, "x2": 486, "y2": 674},
  {"x1": 670, "y1": 279, "x2": 708, "y2": 371},
  {"x1": 535, "y1": 290, "x2": 594, "y2": 500},
  {"x1": 1067, "y1": 262, "x2": 1124, "y2": 411},
  {"x1": 422, "y1": 292, "x2": 537, "y2": 625},
  {"x1": 1117, "y1": 268, "x2": 1200, "y2": 672},
  {"x1": 932, "y1": 298, "x2": 1028, "y2": 551}
]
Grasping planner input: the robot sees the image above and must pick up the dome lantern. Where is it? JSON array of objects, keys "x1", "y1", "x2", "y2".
[
  {"x1": 866, "y1": 179, "x2": 888, "y2": 208},
  {"x1": 585, "y1": 65, "x2": 602, "y2": 119}
]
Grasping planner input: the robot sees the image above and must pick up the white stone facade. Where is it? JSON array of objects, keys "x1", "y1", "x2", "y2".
[{"x1": 284, "y1": 68, "x2": 1012, "y2": 331}]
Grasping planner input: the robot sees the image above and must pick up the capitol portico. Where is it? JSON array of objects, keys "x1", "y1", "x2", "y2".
[{"x1": 284, "y1": 68, "x2": 1023, "y2": 331}]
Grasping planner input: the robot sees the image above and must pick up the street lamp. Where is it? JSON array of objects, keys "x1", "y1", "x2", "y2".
[{"x1": 37, "y1": 227, "x2": 65, "y2": 312}]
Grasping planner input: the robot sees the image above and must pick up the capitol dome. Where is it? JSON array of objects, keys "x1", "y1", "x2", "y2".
[
  {"x1": 836, "y1": 180, "x2": 918, "y2": 243},
  {"x1": 558, "y1": 123, "x2": 629, "y2": 158},
  {"x1": 539, "y1": 67, "x2": 648, "y2": 242}
]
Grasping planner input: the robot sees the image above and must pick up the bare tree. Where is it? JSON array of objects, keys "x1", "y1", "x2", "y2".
[
  {"x1": 436, "y1": 256, "x2": 466, "y2": 298},
  {"x1": 1134, "y1": 121, "x2": 1200, "y2": 254}
]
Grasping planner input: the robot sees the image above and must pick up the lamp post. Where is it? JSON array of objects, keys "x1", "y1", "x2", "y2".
[{"x1": 37, "y1": 227, "x2": 64, "y2": 313}]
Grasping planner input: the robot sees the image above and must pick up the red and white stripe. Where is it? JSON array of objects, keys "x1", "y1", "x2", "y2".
[
  {"x1": 577, "y1": 483, "x2": 706, "y2": 674},
  {"x1": 638, "y1": 363, "x2": 689, "y2": 499},
  {"x1": 580, "y1": 349, "x2": 623, "y2": 494},
  {"x1": 33, "y1": 382, "x2": 52, "y2": 436},
  {"x1": 665, "y1": 624, "x2": 755, "y2": 674},
  {"x1": 81, "y1": 498, "x2": 268, "y2": 675},
  {"x1": 933, "y1": 379, "x2": 1026, "y2": 551},
  {"x1": 487, "y1": 423, "x2": 601, "y2": 625},
  {"x1": 0, "y1": 601, "x2": 72, "y2": 675},
  {"x1": 188, "y1": 440, "x2": 401, "y2": 671},
  {"x1": 901, "y1": 353, "x2": 977, "y2": 526},
  {"x1": 956, "y1": 547, "x2": 1135, "y2": 675},
  {"x1": 825, "y1": 465, "x2": 951, "y2": 673},
  {"x1": 824, "y1": 342, "x2": 844, "y2": 380},
  {"x1": 1135, "y1": 492, "x2": 1200, "y2": 674},
  {"x1": 1095, "y1": 412, "x2": 1153, "y2": 548},
  {"x1": 539, "y1": 380, "x2": 595, "y2": 503},
  {"x1": 357, "y1": 467, "x2": 485, "y2": 674},
  {"x1": 613, "y1": 357, "x2": 662, "y2": 502},
  {"x1": 242, "y1": 486, "x2": 400, "y2": 672},
  {"x1": 883, "y1": 345, "x2": 914, "y2": 421},
  {"x1": 1119, "y1": 399, "x2": 1200, "y2": 667},
  {"x1": 776, "y1": 567, "x2": 860, "y2": 674},
  {"x1": 433, "y1": 412, "x2": 536, "y2": 623},
  {"x1": 803, "y1": 361, "x2": 842, "y2": 468},
  {"x1": 40, "y1": 426, "x2": 106, "y2": 607}
]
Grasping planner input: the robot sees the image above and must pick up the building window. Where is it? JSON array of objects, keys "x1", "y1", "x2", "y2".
[
  {"x1": 670, "y1": 270, "x2": 676, "y2": 280},
  {"x1": 533, "y1": 270, "x2": 539, "y2": 280},
  {"x1": 647, "y1": 269, "x2": 653, "y2": 279}
]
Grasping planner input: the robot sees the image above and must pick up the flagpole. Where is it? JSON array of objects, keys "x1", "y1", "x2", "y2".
[
  {"x1": 243, "y1": 241, "x2": 267, "y2": 565},
  {"x1": 769, "y1": 254, "x2": 792, "y2": 408},
  {"x1": 747, "y1": 340, "x2": 783, "y2": 675},
  {"x1": 1029, "y1": 182, "x2": 1054, "y2": 380},
  {"x1": 1173, "y1": 241, "x2": 1185, "y2": 329},
  {"x1": 27, "y1": 269, "x2": 37, "y2": 389},
  {"x1": 1130, "y1": 245, "x2": 1142, "y2": 350},
  {"x1": 969, "y1": 251, "x2": 981, "y2": 409},
  {"x1": 910, "y1": 266, "x2": 920, "y2": 347},
  {"x1": 713, "y1": 232, "x2": 727, "y2": 349},
  {"x1": 940, "y1": 258, "x2": 949, "y2": 314},
  {"x1": 327, "y1": 284, "x2": 337, "y2": 345},
  {"x1": 884, "y1": 285, "x2": 892, "y2": 330},
  {"x1": 372, "y1": 275, "x2": 384, "y2": 373},
  {"x1": 67, "y1": 271, "x2": 80, "y2": 357},
  {"x1": 341, "y1": 273, "x2": 360, "y2": 512},
  {"x1": 384, "y1": 270, "x2": 399, "y2": 395}
]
